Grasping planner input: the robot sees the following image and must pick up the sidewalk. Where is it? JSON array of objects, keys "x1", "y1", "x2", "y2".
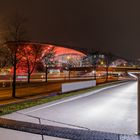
[
  {"x1": 0, "y1": 128, "x2": 68, "y2": 140},
  {"x1": 0, "y1": 117, "x2": 140, "y2": 140}
]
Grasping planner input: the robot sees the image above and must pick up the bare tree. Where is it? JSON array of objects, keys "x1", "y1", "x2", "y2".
[
  {"x1": 0, "y1": 46, "x2": 11, "y2": 70},
  {"x1": 104, "y1": 52, "x2": 116, "y2": 82},
  {"x1": 20, "y1": 43, "x2": 43, "y2": 83},
  {"x1": 3, "y1": 13, "x2": 27, "y2": 97},
  {"x1": 42, "y1": 46, "x2": 57, "y2": 82},
  {"x1": 87, "y1": 51, "x2": 100, "y2": 80}
]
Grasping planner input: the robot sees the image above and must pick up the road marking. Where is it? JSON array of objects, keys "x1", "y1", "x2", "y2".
[{"x1": 22, "y1": 82, "x2": 130, "y2": 114}]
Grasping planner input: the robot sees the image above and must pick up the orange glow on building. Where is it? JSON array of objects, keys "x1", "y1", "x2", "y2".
[{"x1": 10, "y1": 43, "x2": 86, "y2": 74}]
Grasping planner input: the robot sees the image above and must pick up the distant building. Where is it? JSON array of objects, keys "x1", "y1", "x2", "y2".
[
  {"x1": 111, "y1": 59, "x2": 128, "y2": 67},
  {"x1": 52, "y1": 46, "x2": 86, "y2": 67}
]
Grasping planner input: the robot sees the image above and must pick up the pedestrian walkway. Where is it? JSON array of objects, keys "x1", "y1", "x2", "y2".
[{"x1": 0, "y1": 128, "x2": 68, "y2": 140}]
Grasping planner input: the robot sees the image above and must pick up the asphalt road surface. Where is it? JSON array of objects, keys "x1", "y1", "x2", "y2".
[{"x1": 4, "y1": 81, "x2": 138, "y2": 134}]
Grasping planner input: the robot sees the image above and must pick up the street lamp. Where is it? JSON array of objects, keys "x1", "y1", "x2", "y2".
[{"x1": 137, "y1": 75, "x2": 140, "y2": 134}]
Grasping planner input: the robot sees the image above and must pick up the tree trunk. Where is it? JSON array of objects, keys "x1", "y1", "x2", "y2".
[
  {"x1": 27, "y1": 65, "x2": 31, "y2": 83},
  {"x1": 28, "y1": 72, "x2": 31, "y2": 84},
  {"x1": 12, "y1": 54, "x2": 16, "y2": 97},
  {"x1": 68, "y1": 70, "x2": 71, "y2": 80},
  {"x1": 45, "y1": 66, "x2": 48, "y2": 83},
  {"x1": 106, "y1": 66, "x2": 109, "y2": 82}
]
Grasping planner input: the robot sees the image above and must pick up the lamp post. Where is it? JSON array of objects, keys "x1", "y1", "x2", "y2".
[{"x1": 137, "y1": 74, "x2": 140, "y2": 134}]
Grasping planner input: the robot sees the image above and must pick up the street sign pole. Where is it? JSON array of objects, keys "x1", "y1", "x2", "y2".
[{"x1": 137, "y1": 75, "x2": 140, "y2": 134}]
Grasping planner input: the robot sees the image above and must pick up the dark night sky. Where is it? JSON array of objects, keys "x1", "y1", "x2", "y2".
[{"x1": 0, "y1": 0, "x2": 140, "y2": 60}]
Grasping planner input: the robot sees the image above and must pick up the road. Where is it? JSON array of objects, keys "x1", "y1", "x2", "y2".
[{"x1": 3, "y1": 81, "x2": 137, "y2": 134}]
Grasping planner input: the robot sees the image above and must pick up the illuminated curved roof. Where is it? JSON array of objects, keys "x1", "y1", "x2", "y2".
[
  {"x1": 53, "y1": 46, "x2": 86, "y2": 56},
  {"x1": 18, "y1": 42, "x2": 86, "y2": 57},
  {"x1": 42, "y1": 44, "x2": 86, "y2": 57}
]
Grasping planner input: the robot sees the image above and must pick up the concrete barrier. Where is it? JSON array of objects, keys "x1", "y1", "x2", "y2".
[{"x1": 62, "y1": 80, "x2": 96, "y2": 93}]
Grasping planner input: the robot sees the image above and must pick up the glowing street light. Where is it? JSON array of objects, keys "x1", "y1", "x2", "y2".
[
  {"x1": 67, "y1": 56, "x2": 71, "y2": 61},
  {"x1": 101, "y1": 61, "x2": 104, "y2": 65}
]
